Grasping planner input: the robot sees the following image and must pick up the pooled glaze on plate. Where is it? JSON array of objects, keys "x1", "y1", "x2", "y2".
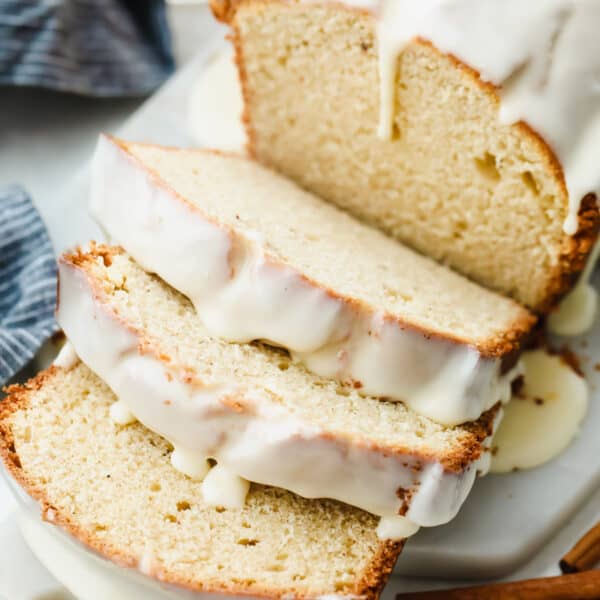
[{"x1": 490, "y1": 349, "x2": 588, "y2": 474}]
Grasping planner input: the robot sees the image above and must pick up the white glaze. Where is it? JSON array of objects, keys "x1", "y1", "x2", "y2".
[
  {"x1": 376, "y1": 515, "x2": 420, "y2": 541},
  {"x1": 138, "y1": 550, "x2": 157, "y2": 577},
  {"x1": 549, "y1": 239, "x2": 600, "y2": 336},
  {"x1": 170, "y1": 446, "x2": 211, "y2": 481},
  {"x1": 490, "y1": 350, "x2": 588, "y2": 474},
  {"x1": 345, "y1": 0, "x2": 600, "y2": 235},
  {"x1": 201, "y1": 464, "x2": 250, "y2": 509},
  {"x1": 56, "y1": 257, "x2": 498, "y2": 527},
  {"x1": 188, "y1": 48, "x2": 247, "y2": 152},
  {"x1": 90, "y1": 134, "x2": 517, "y2": 426},
  {"x1": 374, "y1": 1, "x2": 436, "y2": 140},
  {"x1": 109, "y1": 400, "x2": 137, "y2": 425},
  {"x1": 52, "y1": 341, "x2": 79, "y2": 370}
]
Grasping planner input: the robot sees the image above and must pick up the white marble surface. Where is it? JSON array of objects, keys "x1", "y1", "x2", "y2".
[{"x1": 1, "y1": 4, "x2": 599, "y2": 598}]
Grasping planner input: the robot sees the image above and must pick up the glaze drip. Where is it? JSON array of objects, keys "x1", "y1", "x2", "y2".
[{"x1": 362, "y1": 0, "x2": 600, "y2": 234}]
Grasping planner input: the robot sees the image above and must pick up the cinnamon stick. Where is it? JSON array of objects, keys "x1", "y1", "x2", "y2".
[
  {"x1": 560, "y1": 521, "x2": 600, "y2": 573},
  {"x1": 395, "y1": 570, "x2": 600, "y2": 599}
]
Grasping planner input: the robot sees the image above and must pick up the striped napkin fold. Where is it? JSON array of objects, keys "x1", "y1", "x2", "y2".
[
  {"x1": 0, "y1": 0, "x2": 174, "y2": 96},
  {"x1": 0, "y1": 186, "x2": 58, "y2": 385}
]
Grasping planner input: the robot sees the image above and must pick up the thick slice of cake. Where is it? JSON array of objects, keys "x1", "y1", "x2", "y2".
[
  {"x1": 0, "y1": 365, "x2": 401, "y2": 599},
  {"x1": 90, "y1": 135, "x2": 533, "y2": 425},
  {"x1": 211, "y1": 0, "x2": 600, "y2": 311},
  {"x1": 56, "y1": 245, "x2": 499, "y2": 527}
]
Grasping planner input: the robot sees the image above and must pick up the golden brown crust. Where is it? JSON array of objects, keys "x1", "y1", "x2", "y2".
[
  {"x1": 210, "y1": 0, "x2": 247, "y2": 23},
  {"x1": 545, "y1": 193, "x2": 599, "y2": 312},
  {"x1": 0, "y1": 367, "x2": 401, "y2": 600},
  {"x1": 102, "y1": 134, "x2": 536, "y2": 358},
  {"x1": 219, "y1": 0, "x2": 600, "y2": 315},
  {"x1": 60, "y1": 243, "x2": 500, "y2": 473},
  {"x1": 356, "y1": 539, "x2": 404, "y2": 600},
  {"x1": 210, "y1": 0, "x2": 372, "y2": 22}
]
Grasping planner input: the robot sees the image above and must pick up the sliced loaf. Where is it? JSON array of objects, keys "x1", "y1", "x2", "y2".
[
  {"x1": 57, "y1": 245, "x2": 499, "y2": 526},
  {"x1": 91, "y1": 135, "x2": 534, "y2": 425},
  {"x1": 0, "y1": 365, "x2": 402, "y2": 599},
  {"x1": 211, "y1": 0, "x2": 599, "y2": 311}
]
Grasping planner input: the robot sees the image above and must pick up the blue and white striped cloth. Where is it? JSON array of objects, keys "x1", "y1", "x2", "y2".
[
  {"x1": 0, "y1": 186, "x2": 58, "y2": 385},
  {"x1": 0, "y1": 0, "x2": 174, "y2": 96}
]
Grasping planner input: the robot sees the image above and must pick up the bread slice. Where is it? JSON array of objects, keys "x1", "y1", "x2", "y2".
[
  {"x1": 211, "y1": 0, "x2": 599, "y2": 312},
  {"x1": 56, "y1": 245, "x2": 499, "y2": 526},
  {"x1": 0, "y1": 365, "x2": 402, "y2": 599},
  {"x1": 90, "y1": 134, "x2": 533, "y2": 425}
]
